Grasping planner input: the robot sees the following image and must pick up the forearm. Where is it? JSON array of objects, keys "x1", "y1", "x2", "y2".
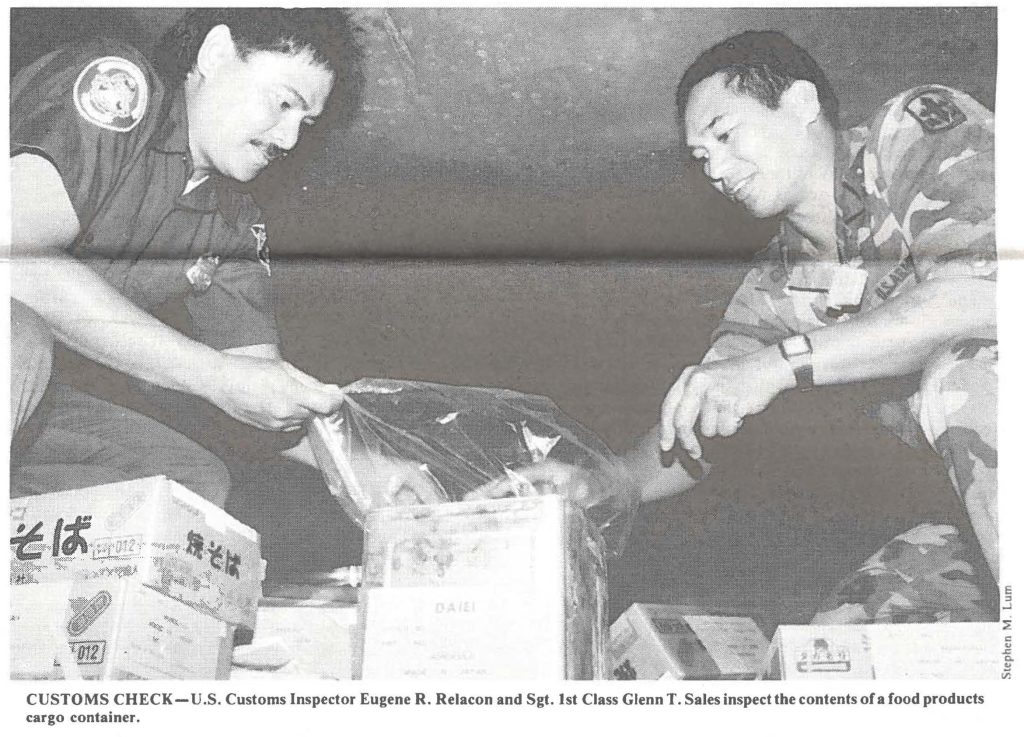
[
  {"x1": 623, "y1": 427, "x2": 709, "y2": 503},
  {"x1": 807, "y1": 277, "x2": 996, "y2": 385},
  {"x1": 12, "y1": 254, "x2": 225, "y2": 398},
  {"x1": 223, "y1": 343, "x2": 282, "y2": 360},
  {"x1": 10, "y1": 154, "x2": 347, "y2": 432},
  {"x1": 659, "y1": 277, "x2": 995, "y2": 460}
]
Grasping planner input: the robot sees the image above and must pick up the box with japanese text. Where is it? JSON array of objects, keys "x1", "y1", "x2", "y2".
[
  {"x1": 10, "y1": 475, "x2": 264, "y2": 630},
  {"x1": 356, "y1": 495, "x2": 608, "y2": 679},
  {"x1": 610, "y1": 603, "x2": 769, "y2": 680},
  {"x1": 758, "y1": 623, "x2": 1003, "y2": 679},
  {"x1": 11, "y1": 579, "x2": 234, "y2": 680}
]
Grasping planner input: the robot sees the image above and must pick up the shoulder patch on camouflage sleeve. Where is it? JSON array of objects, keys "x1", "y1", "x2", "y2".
[
  {"x1": 73, "y1": 56, "x2": 148, "y2": 132},
  {"x1": 904, "y1": 89, "x2": 966, "y2": 134}
]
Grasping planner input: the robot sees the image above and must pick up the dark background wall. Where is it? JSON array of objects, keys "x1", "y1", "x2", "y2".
[
  {"x1": 12, "y1": 8, "x2": 997, "y2": 623},
  {"x1": 12, "y1": 7, "x2": 996, "y2": 259}
]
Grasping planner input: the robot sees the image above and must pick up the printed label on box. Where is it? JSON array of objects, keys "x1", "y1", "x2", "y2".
[
  {"x1": 361, "y1": 586, "x2": 562, "y2": 679},
  {"x1": 92, "y1": 535, "x2": 145, "y2": 560},
  {"x1": 71, "y1": 641, "x2": 107, "y2": 665}
]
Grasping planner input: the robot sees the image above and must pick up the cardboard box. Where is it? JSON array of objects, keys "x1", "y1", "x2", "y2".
[
  {"x1": 759, "y1": 623, "x2": 1003, "y2": 680},
  {"x1": 11, "y1": 580, "x2": 234, "y2": 680},
  {"x1": 356, "y1": 495, "x2": 608, "y2": 679},
  {"x1": 10, "y1": 476, "x2": 264, "y2": 630},
  {"x1": 232, "y1": 603, "x2": 359, "y2": 680},
  {"x1": 610, "y1": 604, "x2": 769, "y2": 680}
]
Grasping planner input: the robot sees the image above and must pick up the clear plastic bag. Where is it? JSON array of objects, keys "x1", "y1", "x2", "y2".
[{"x1": 306, "y1": 378, "x2": 639, "y2": 556}]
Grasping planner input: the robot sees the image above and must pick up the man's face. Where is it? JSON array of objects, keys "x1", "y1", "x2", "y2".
[
  {"x1": 189, "y1": 46, "x2": 334, "y2": 183},
  {"x1": 683, "y1": 73, "x2": 818, "y2": 219}
]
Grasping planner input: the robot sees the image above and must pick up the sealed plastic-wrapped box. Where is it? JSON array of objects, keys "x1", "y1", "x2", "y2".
[
  {"x1": 9, "y1": 476, "x2": 264, "y2": 630},
  {"x1": 308, "y1": 378, "x2": 639, "y2": 556},
  {"x1": 356, "y1": 495, "x2": 608, "y2": 679}
]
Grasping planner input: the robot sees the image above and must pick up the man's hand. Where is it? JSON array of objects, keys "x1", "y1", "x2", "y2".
[
  {"x1": 363, "y1": 456, "x2": 448, "y2": 507},
  {"x1": 660, "y1": 345, "x2": 795, "y2": 458},
  {"x1": 204, "y1": 354, "x2": 348, "y2": 431},
  {"x1": 283, "y1": 435, "x2": 447, "y2": 506}
]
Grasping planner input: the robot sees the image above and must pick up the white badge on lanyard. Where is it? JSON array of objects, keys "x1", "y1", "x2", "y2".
[{"x1": 826, "y1": 263, "x2": 868, "y2": 312}]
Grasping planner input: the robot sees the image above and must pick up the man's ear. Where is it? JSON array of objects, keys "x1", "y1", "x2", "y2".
[
  {"x1": 782, "y1": 80, "x2": 823, "y2": 126},
  {"x1": 195, "y1": 24, "x2": 236, "y2": 79}
]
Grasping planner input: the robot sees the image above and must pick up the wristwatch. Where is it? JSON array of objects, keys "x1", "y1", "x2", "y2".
[{"x1": 778, "y1": 334, "x2": 814, "y2": 390}]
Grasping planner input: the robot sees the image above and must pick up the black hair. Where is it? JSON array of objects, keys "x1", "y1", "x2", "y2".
[
  {"x1": 676, "y1": 30, "x2": 839, "y2": 130},
  {"x1": 153, "y1": 7, "x2": 365, "y2": 130}
]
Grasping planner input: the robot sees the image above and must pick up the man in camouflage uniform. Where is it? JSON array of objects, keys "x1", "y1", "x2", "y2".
[{"x1": 637, "y1": 31, "x2": 996, "y2": 622}]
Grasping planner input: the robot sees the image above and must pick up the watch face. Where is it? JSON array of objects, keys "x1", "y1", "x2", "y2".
[
  {"x1": 782, "y1": 335, "x2": 812, "y2": 358},
  {"x1": 779, "y1": 335, "x2": 814, "y2": 390}
]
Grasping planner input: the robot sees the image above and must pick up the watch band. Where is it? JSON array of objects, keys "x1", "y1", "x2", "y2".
[{"x1": 779, "y1": 334, "x2": 814, "y2": 390}]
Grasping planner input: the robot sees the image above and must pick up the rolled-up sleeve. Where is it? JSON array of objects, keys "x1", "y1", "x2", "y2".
[{"x1": 10, "y1": 41, "x2": 159, "y2": 229}]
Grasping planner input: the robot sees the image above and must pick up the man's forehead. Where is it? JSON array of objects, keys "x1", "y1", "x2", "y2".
[
  {"x1": 249, "y1": 48, "x2": 334, "y2": 108},
  {"x1": 684, "y1": 74, "x2": 742, "y2": 138}
]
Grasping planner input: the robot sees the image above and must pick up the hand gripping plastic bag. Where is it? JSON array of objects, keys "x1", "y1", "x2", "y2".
[{"x1": 306, "y1": 378, "x2": 639, "y2": 556}]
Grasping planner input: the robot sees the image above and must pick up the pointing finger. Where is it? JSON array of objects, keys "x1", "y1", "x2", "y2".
[
  {"x1": 660, "y1": 366, "x2": 695, "y2": 451},
  {"x1": 673, "y1": 373, "x2": 708, "y2": 459}
]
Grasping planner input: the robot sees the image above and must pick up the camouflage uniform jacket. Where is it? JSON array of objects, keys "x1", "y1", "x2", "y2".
[
  {"x1": 699, "y1": 87, "x2": 999, "y2": 624},
  {"x1": 703, "y1": 85, "x2": 995, "y2": 365}
]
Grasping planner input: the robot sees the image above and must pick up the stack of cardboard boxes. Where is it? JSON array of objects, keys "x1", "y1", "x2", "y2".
[
  {"x1": 15, "y1": 476, "x2": 1001, "y2": 682},
  {"x1": 10, "y1": 476, "x2": 264, "y2": 680}
]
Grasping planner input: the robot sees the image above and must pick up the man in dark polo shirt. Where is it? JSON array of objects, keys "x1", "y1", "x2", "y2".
[{"x1": 9, "y1": 9, "x2": 364, "y2": 505}]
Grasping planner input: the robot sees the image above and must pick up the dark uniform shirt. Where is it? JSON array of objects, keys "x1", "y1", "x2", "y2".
[{"x1": 11, "y1": 39, "x2": 278, "y2": 350}]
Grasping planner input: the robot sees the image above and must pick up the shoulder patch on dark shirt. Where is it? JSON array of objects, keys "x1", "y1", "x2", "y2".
[
  {"x1": 73, "y1": 56, "x2": 148, "y2": 132},
  {"x1": 905, "y1": 90, "x2": 966, "y2": 134}
]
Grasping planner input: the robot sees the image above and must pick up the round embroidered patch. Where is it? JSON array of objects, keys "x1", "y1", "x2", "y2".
[{"x1": 73, "y1": 56, "x2": 149, "y2": 132}]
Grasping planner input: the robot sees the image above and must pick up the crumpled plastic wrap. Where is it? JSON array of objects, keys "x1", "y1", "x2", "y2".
[{"x1": 307, "y1": 378, "x2": 639, "y2": 556}]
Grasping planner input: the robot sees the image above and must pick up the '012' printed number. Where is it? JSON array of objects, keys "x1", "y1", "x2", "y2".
[
  {"x1": 72, "y1": 640, "x2": 107, "y2": 665},
  {"x1": 93, "y1": 535, "x2": 143, "y2": 559}
]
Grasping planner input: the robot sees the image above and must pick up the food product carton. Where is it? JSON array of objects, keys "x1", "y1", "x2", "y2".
[
  {"x1": 758, "y1": 623, "x2": 1003, "y2": 679},
  {"x1": 356, "y1": 495, "x2": 607, "y2": 679},
  {"x1": 10, "y1": 476, "x2": 264, "y2": 630},
  {"x1": 232, "y1": 603, "x2": 359, "y2": 680},
  {"x1": 11, "y1": 580, "x2": 234, "y2": 680},
  {"x1": 610, "y1": 603, "x2": 768, "y2": 680}
]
